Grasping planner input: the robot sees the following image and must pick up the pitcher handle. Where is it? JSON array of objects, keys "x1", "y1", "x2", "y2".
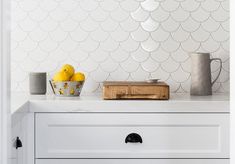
[{"x1": 210, "y1": 58, "x2": 222, "y2": 86}]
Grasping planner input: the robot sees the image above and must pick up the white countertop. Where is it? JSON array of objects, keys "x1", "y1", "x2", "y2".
[{"x1": 11, "y1": 92, "x2": 230, "y2": 114}]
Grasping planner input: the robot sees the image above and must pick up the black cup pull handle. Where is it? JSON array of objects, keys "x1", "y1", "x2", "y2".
[
  {"x1": 15, "y1": 137, "x2": 22, "y2": 149},
  {"x1": 125, "y1": 133, "x2": 143, "y2": 143}
]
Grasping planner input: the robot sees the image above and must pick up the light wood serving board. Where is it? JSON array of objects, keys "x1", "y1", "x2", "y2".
[{"x1": 103, "y1": 81, "x2": 170, "y2": 100}]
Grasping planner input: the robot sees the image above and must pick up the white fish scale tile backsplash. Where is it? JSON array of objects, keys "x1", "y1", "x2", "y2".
[{"x1": 11, "y1": 0, "x2": 230, "y2": 93}]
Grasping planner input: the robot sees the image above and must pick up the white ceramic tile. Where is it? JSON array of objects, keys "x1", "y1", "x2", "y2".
[
  {"x1": 131, "y1": 46, "x2": 150, "y2": 62},
  {"x1": 171, "y1": 66, "x2": 190, "y2": 82},
  {"x1": 110, "y1": 67, "x2": 129, "y2": 81},
  {"x1": 90, "y1": 6, "x2": 109, "y2": 22},
  {"x1": 120, "y1": 57, "x2": 139, "y2": 73},
  {"x1": 40, "y1": 17, "x2": 58, "y2": 32},
  {"x1": 191, "y1": 7, "x2": 210, "y2": 22},
  {"x1": 151, "y1": 27, "x2": 170, "y2": 42},
  {"x1": 80, "y1": 17, "x2": 99, "y2": 32},
  {"x1": 181, "y1": 17, "x2": 200, "y2": 32},
  {"x1": 161, "y1": 17, "x2": 179, "y2": 32},
  {"x1": 151, "y1": 47, "x2": 170, "y2": 62},
  {"x1": 171, "y1": 47, "x2": 189, "y2": 62},
  {"x1": 141, "y1": 57, "x2": 159, "y2": 72},
  {"x1": 151, "y1": 67, "x2": 170, "y2": 81},
  {"x1": 201, "y1": 0, "x2": 220, "y2": 12},
  {"x1": 212, "y1": 26, "x2": 229, "y2": 42},
  {"x1": 60, "y1": 18, "x2": 78, "y2": 32},
  {"x1": 60, "y1": 37, "x2": 78, "y2": 52},
  {"x1": 171, "y1": 7, "x2": 190, "y2": 22},
  {"x1": 101, "y1": 17, "x2": 119, "y2": 32},
  {"x1": 80, "y1": 37, "x2": 99, "y2": 52},
  {"x1": 90, "y1": 67, "x2": 109, "y2": 82},
  {"x1": 161, "y1": 57, "x2": 180, "y2": 73},
  {"x1": 131, "y1": 26, "x2": 149, "y2": 42},
  {"x1": 141, "y1": 37, "x2": 159, "y2": 52},
  {"x1": 141, "y1": 17, "x2": 159, "y2": 32},
  {"x1": 19, "y1": 0, "x2": 39, "y2": 11},
  {"x1": 201, "y1": 36, "x2": 220, "y2": 52},
  {"x1": 191, "y1": 26, "x2": 210, "y2": 42},
  {"x1": 49, "y1": 27, "x2": 68, "y2": 42},
  {"x1": 161, "y1": 0, "x2": 179, "y2": 12},
  {"x1": 80, "y1": 58, "x2": 99, "y2": 72},
  {"x1": 131, "y1": 67, "x2": 149, "y2": 80},
  {"x1": 39, "y1": 36, "x2": 58, "y2": 52},
  {"x1": 60, "y1": 0, "x2": 78, "y2": 12},
  {"x1": 120, "y1": 0, "x2": 139, "y2": 12},
  {"x1": 151, "y1": 6, "x2": 170, "y2": 22},
  {"x1": 221, "y1": 0, "x2": 229, "y2": 11},
  {"x1": 202, "y1": 17, "x2": 220, "y2": 32},
  {"x1": 141, "y1": 0, "x2": 159, "y2": 11},
  {"x1": 100, "y1": 37, "x2": 119, "y2": 52},
  {"x1": 39, "y1": 0, "x2": 58, "y2": 12},
  {"x1": 100, "y1": 58, "x2": 119, "y2": 72},
  {"x1": 131, "y1": 7, "x2": 149, "y2": 22},
  {"x1": 121, "y1": 16, "x2": 139, "y2": 32},
  {"x1": 121, "y1": 36, "x2": 139, "y2": 52},
  {"x1": 181, "y1": 36, "x2": 200, "y2": 52},
  {"x1": 172, "y1": 26, "x2": 190, "y2": 42},
  {"x1": 11, "y1": 0, "x2": 230, "y2": 93},
  {"x1": 19, "y1": 17, "x2": 37, "y2": 32},
  {"x1": 161, "y1": 37, "x2": 180, "y2": 53},
  {"x1": 100, "y1": 0, "x2": 119, "y2": 12},
  {"x1": 111, "y1": 6, "x2": 129, "y2": 22},
  {"x1": 70, "y1": 6, "x2": 88, "y2": 21},
  {"x1": 181, "y1": 0, "x2": 200, "y2": 12},
  {"x1": 90, "y1": 27, "x2": 109, "y2": 42},
  {"x1": 28, "y1": 47, "x2": 48, "y2": 62},
  {"x1": 211, "y1": 6, "x2": 229, "y2": 22},
  {"x1": 110, "y1": 26, "x2": 129, "y2": 42},
  {"x1": 19, "y1": 36, "x2": 37, "y2": 51},
  {"x1": 80, "y1": 0, "x2": 98, "y2": 11},
  {"x1": 70, "y1": 27, "x2": 89, "y2": 42},
  {"x1": 11, "y1": 28, "x2": 27, "y2": 41},
  {"x1": 111, "y1": 48, "x2": 129, "y2": 62},
  {"x1": 50, "y1": 7, "x2": 68, "y2": 22},
  {"x1": 69, "y1": 47, "x2": 89, "y2": 62},
  {"x1": 90, "y1": 49, "x2": 109, "y2": 63}
]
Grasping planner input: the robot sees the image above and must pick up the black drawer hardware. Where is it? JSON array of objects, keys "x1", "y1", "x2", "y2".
[
  {"x1": 125, "y1": 133, "x2": 143, "y2": 143},
  {"x1": 15, "y1": 137, "x2": 22, "y2": 149}
]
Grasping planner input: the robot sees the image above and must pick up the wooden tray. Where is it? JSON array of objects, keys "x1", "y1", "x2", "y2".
[{"x1": 103, "y1": 81, "x2": 170, "y2": 100}]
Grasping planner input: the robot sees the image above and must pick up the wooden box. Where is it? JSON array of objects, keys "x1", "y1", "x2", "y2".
[{"x1": 103, "y1": 81, "x2": 170, "y2": 100}]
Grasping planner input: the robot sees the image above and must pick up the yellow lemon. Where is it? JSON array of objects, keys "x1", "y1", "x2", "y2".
[
  {"x1": 53, "y1": 72, "x2": 71, "y2": 82},
  {"x1": 60, "y1": 64, "x2": 75, "y2": 77},
  {"x1": 70, "y1": 72, "x2": 85, "y2": 82}
]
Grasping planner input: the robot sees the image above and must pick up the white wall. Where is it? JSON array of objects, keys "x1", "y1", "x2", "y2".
[
  {"x1": 11, "y1": 0, "x2": 229, "y2": 93},
  {"x1": 0, "y1": 0, "x2": 11, "y2": 163}
]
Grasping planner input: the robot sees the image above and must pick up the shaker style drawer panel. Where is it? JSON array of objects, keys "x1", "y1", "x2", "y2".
[
  {"x1": 36, "y1": 159, "x2": 229, "y2": 164},
  {"x1": 35, "y1": 113, "x2": 229, "y2": 159}
]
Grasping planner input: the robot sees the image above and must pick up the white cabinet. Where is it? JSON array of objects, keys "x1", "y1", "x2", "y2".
[
  {"x1": 36, "y1": 159, "x2": 229, "y2": 164},
  {"x1": 35, "y1": 113, "x2": 229, "y2": 159}
]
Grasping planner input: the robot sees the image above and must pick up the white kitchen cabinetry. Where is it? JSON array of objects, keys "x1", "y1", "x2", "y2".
[
  {"x1": 36, "y1": 113, "x2": 229, "y2": 159},
  {"x1": 11, "y1": 93, "x2": 230, "y2": 164},
  {"x1": 36, "y1": 159, "x2": 229, "y2": 164}
]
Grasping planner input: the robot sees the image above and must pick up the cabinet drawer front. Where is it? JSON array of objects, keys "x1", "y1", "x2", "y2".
[
  {"x1": 35, "y1": 113, "x2": 229, "y2": 158},
  {"x1": 36, "y1": 159, "x2": 229, "y2": 164}
]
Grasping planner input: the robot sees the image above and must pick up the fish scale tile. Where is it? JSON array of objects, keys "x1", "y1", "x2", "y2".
[{"x1": 11, "y1": 0, "x2": 230, "y2": 93}]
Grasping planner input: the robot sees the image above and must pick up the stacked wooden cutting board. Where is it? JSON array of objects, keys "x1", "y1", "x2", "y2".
[{"x1": 103, "y1": 81, "x2": 170, "y2": 100}]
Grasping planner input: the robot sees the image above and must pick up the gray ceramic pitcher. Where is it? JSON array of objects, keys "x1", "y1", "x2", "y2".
[{"x1": 190, "y1": 53, "x2": 222, "y2": 96}]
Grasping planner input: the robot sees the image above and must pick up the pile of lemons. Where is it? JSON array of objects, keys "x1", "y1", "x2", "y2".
[{"x1": 53, "y1": 64, "x2": 85, "y2": 82}]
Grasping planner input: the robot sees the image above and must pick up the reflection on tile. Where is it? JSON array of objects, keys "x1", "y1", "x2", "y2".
[{"x1": 11, "y1": 0, "x2": 230, "y2": 93}]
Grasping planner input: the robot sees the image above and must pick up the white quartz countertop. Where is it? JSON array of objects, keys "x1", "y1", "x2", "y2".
[{"x1": 11, "y1": 92, "x2": 230, "y2": 114}]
